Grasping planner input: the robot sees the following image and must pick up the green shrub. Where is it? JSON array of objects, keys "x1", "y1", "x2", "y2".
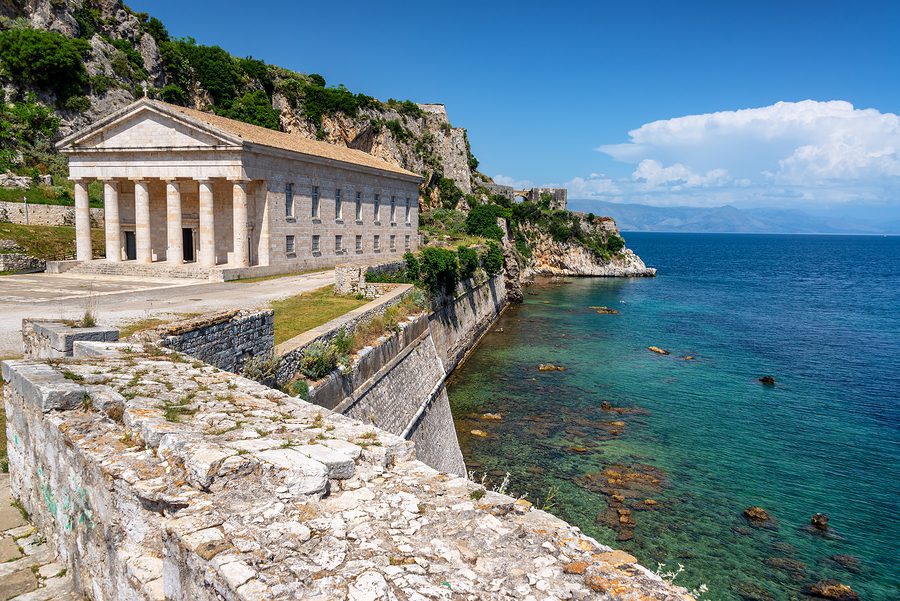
[
  {"x1": 420, "y1": 247, "x2": 459, "y2": 294},
  {"x1": 386, "y1": 98, "x2": 424, "y2": 119},
  {"x1": 286, "y1": 378, "x2": 309, "y2": 399},
  {"x1": 241, "y1": 352, "x2": 280, "y2": 387},
  {"x1": 238, "y1": 57, "x2": 274, "y2": 96},
  {"x1": 606, "y1": 233, "x2": 625, "y2": 254},
  {"x1": 0, "y1": 93, "x2": 61, "y2": 174},
  {"x1": 465, "y1": 204, "x2": 505, "y2": 240},
  {"x1": 216, "y1": 90, "x2": 280, "y2": 130},
  {"x1": 109, "y1": 38, "x2": 148, "y2": 80},
  {"x1": 297, "y1": 340, "x2": 339, "y2": 380},
  {"x1": 137, "y1": 13, "x2": 169, "y2": 44},
  {"x1": 63, "y1": 95, "x2": 91, "y2": 113},
  {"x1": 404, "y1": 252, "x2": 420, "y2": 282},
  {"x1": 457, "y1": 245, "x2": 478, "y2": 279},
  {"x1": 385, "y1": 119, "x2": 409, "y2": 141},
  {"x1": 308, "y1": 73, "x2": 326, "y2": 87},
  {"x1": 437, "y1": 176, "x2": 463, "y2": 210},
  {"x1": 483, "y1": 242, "x2": 504, "y2": 276},
  {"x1": 159, "y1": 83, "x2": 188, "y2": 105},
  {"x1": 0, "y1": 28, "x2": 90, "y2": 100},
  {"x1": 420, "y1": 208, "x2": 466, "y2": 237},
  {"x1": 73, "y1": 5, "x2": 105, "y2": 39},
  {"x1": 89, "y1": 74, "x2": 117, "y2": 95}
]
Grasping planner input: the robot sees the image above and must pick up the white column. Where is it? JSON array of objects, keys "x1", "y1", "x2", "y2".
[
  {"x1": 166, "y1": 181, "x2": 183, "y2": 265},
  {"x1": 198, "y1": 180, "x2": 216, "y2": 267},
  {"x1": 232, "y1": 180, "x2": 250, "y2": 268},
  {"x1": 102, "y1": 180, "x2": 121, "y2": 262},
  {"x1": 134, "y1": 180, "x2": 152, "y2": 263},
  {"x1": 257, "y1": 181, "x2": 270, "y2": 267},
  {"x1": 73, "y1": 179, "x2": 92, "y2": 261}
]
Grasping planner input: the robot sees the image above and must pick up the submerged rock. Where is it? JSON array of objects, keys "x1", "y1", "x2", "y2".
[
  {"x1": 825, "y1": 554, "x2": 863, "y2": 574},
  {"x1": 764, "y1": 557, "x2": 807, "y2": 580},
  {"x1": 734, "y1": 581, "x2": 776, "y2": 601},
  {"x1": 807, "y1": 580, "x2": 859, "y2": 601},
  {"x1": 648, "y1": 346, "x2": 670, "y2": 355},
  {"x1": 811, "y1": 512, "x2": 829, "y2": 531},
  {"x1": 743, "y1": 506, "x2": 772, "y2": 523},
  {"x1": 600, "y1": 401, "x2": 613, "y2": 411},
  {"x1": 469, "y1": 429, "x2": 489, "y2": 438},
  {"x1": 479, "y1": 413, "x2": 502, "y2": 421},
  {"x1": 759, "y1": 375, "x2": 776, "y2": 386},
  {"x1": 538, "y1": 363, "x2": 567, "y2": 372},
  {"x1": 591, "y1": 306, "x2": 620, "y2": 315}
]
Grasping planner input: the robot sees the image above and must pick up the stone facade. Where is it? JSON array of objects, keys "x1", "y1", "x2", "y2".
[
  {"x1": 57, "y1": 98, "x2": 421, "y2": 276},
  {"x1": 334, "y1": 260, "x2": 406, "y2": 298},
  {"x1": 0, "y1": 253, "x2": 45, "y2": 273},
  {"x1": 519, "y1": 187, "x2": 567, "y2": 210},
  {"x1": 0, "y1": 200, "x2": 105, "y2": 228},
  {"x1": 151, "y1": 310, "x2": 275, "y2": 374},
  {"x1": 2, "y1": 349, "x2": 693, "y2": 601},
  {"x1": 21, "y1": 319, "x2": 119, "y2": 359}
]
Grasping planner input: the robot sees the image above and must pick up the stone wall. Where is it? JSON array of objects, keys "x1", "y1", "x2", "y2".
[
  {"x1": 152, "y1": 309, "x2": 274, "y2": 374},
  {"x1": 428, "y1": 272, "x2": 508, "y2": 373},
  {"x1": 2, "y1": 350, "x2": 692, "y2": 601},
  {"x1": 333, "y1": 260, "x2": 405, "y2": 298},
  {"x1": 22, "y1": 319, "x2": 119, "y2": 359},
  {"x1": 0, "y1": 200, "x2": 105, "y2": 228},
  {"x1": 0, "y1": 252, "x2": 45, "y2": 272}
]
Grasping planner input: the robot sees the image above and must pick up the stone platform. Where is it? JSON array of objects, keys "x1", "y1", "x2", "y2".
[{"x1": 2, "y1": 342, "x2": 692, "y2": 600}]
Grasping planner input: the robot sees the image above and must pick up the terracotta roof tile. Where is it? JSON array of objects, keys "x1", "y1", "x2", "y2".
[{"x1": 154, "y1": 100, "x2": 420, "y2": 179}]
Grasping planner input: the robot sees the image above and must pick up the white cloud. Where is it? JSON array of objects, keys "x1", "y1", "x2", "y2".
[
  {"x1": 587, "y1": 100, "x2": 900, "y2": 207},
  {"x1": 492, "y1": 174, "x2": 534, "y2": 189},
  {"x1": 564, "y1": 174, "x2": 620, "y2": 197}
]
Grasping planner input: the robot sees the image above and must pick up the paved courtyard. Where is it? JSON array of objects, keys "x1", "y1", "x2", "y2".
[{"x1": 0, "y1": 270, "x2": 334, "y2": 356}]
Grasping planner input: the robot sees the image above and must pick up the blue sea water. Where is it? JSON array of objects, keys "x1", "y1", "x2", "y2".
[{"x1": 446, "y1": 233, "x2": 900, "y2": 600}]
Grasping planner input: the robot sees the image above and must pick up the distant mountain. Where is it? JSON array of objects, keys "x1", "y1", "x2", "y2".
[{"x1": 567, "y1": 200, "x2": 899, "y2": 234}]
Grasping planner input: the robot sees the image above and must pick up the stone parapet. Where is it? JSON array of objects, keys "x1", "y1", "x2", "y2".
[
  {"x1": 2, "y1": 351, "x2": 693, "y2": 601},
  {"x1": 22, "y1": 319, "x2": 119, "y2": 359}
]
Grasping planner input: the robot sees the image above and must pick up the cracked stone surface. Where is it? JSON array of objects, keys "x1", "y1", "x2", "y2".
[{"x1": 3, "y1": 344, "x2": 693, "y2": 600}]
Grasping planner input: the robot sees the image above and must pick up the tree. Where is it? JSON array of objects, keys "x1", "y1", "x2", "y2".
[
  {"x1": 465, "y1": 203, "x2": 504, "y2": 240},
  {"x1": 457, "y1": 246, "x2": 478, "y2": 279},
  {"x1": 483, "y1": 242, "x2": 504, "y2": 276},
  {"x1": 0, "y1": 28, "x2": 90, "y2": 100},
  {"x1": 420, "y1": 247, "x2": 459, "y2": 294},
  {"x1": 217, "y1": 90, "x2": 280, "y2": 130}
]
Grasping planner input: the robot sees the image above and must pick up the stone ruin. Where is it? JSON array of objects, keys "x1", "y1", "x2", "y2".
[{"x1": 2, "y1": 334, "x2": 693, "y2": 600}]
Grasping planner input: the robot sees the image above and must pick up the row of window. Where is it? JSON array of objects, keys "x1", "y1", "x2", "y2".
[
  {"x1": 285, "y1": 184, "x2": 412, "y2": 224},
  {"x1": 285, "y1": 234, "x2": 411, "y2": 256}
]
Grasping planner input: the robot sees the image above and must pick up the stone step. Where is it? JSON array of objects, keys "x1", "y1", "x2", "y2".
[{"x1": 66, "y1": 261, "x2": 211, "y2": 280}]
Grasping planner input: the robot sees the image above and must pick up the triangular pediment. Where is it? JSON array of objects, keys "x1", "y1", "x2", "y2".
[{"x1": 58, "y1": 100, "x2": 243, "y2": 151}]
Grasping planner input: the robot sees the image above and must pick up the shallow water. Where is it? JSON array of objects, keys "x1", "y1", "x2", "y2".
[{"x1": 447, "y1": 233, "x2": 899, "y2": 600}]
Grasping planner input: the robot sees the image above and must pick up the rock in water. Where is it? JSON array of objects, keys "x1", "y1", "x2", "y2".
[
  {"x1": 759, "y1": 375, "x2": 776, "y2": 385},
  {"x1": 647, "y1": 346, "x2": 670, "y2": 355},
  {"x1": 591, "y1": 306, "x2": 620, "y2": 314},
  {"x1": 807, "y1": 580, "x2": 859, "y2": 601},
  {"x1": 743, "y1": 506, "x2": 772, "y2": 522},
  {"x1": 538, "y1": 363, "x2": 566, "y2": 372},
  {"x1": 811, "y1": 512, "x2": 829, "y2": 530},
  {"x1": 469, "y1": 429, "x2": 489, "y2": 438}
]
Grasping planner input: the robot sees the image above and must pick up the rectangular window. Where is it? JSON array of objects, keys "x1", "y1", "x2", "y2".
[
  {"x1": 390, "y1": 196, "x2": 396, "y2": 223},
  {"x1": 335, "y1": 188, "x2": 342, "y2": 220},
  {"x1": 404, "y1": 234, "x2": 410, "y2": 250},
  {"x1": 389, "y1": 234, "x2": 396, "y2": 251},
  {"x1": 335, "y1": 235, "x2": 343, "y2": 253},
  {"x1": 355, "y1": 191, "x2": 362, "y2": 221},
  {"x1": 286, "y1": 235, "x2": 295, "y2": 255},
  {"x1": 355, "y1": 234, "x2": 362, "y2": 251},
  {"x1": 373, "y1": 194, "x2": 380, "y2": 222},
  {"x1": 374, "y1": 234, "x2": 380, "y2": 251},
  {"x1": 311, "y1": 186, "x2": 319, "y2": 218},
  {"x1": 405, "y1": 197, "x2": 411, "y2": 223},
  {"x1": 285, "y1": 183, "x2": 294, "y2": 217},
  {"x1": 312, "y1": 234, "x2": 320, "y2": 253}
]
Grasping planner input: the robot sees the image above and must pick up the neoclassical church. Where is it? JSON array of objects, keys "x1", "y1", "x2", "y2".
[{"x1": 57, "y1": 99, "x2": 421, "y2": 278}]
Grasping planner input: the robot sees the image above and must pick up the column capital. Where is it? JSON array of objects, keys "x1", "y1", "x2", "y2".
[
  {"x1": 229, "y1": 178, "x2": 250, "y2": 185},
  {"x1": 69, "y1": 177, "x2": 91, "y2": 184}
]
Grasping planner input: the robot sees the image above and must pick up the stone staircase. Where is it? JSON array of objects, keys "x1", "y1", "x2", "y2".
[{"x1": 65, "y1": 260, "x2": 212, "y2": 281}]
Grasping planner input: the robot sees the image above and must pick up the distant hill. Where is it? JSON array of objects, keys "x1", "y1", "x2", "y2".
[{"x1": 566, "y1": 199, "x2": 899, "y2": 235}]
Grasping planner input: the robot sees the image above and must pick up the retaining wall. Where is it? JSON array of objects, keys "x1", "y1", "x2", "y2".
[
  {"x1": 153, "y1": 309, "x2": 274, "y2": 374},
  {"x1": 0, "y1": 200, "x2": 104, "y2": 228},
  {"x1": 0, "y1": 252, "x2": 45, "y2": 272}
]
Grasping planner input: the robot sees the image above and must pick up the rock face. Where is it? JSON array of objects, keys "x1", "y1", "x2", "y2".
[{"x1": 520, "y1": 220, "x2": 656, "y2": 279}]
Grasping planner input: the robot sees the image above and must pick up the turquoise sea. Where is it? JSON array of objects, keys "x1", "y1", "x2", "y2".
[{"x1": 447, "y1": 233, "x2": 899, "y2": 601}]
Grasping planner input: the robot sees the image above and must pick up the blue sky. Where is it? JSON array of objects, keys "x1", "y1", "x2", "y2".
[{"x1": 129, "y1": 0, "x2": 900, "y2": 212}]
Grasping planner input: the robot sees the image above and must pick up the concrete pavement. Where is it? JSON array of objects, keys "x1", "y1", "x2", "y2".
[{"x1": 0, "y1": 270, "x2": 334, "y2": 356}]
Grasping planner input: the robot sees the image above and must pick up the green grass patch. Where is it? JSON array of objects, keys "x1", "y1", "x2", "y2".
[
  {"x1": 0, "y1": 222, "x2": 105, "y2": 261},
  {"x1": 117, "y1": 317, "x2": 171, "y2": 339},
  {"x1": 272, "y1": 285, "x2": 368, "y2": 345}
]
